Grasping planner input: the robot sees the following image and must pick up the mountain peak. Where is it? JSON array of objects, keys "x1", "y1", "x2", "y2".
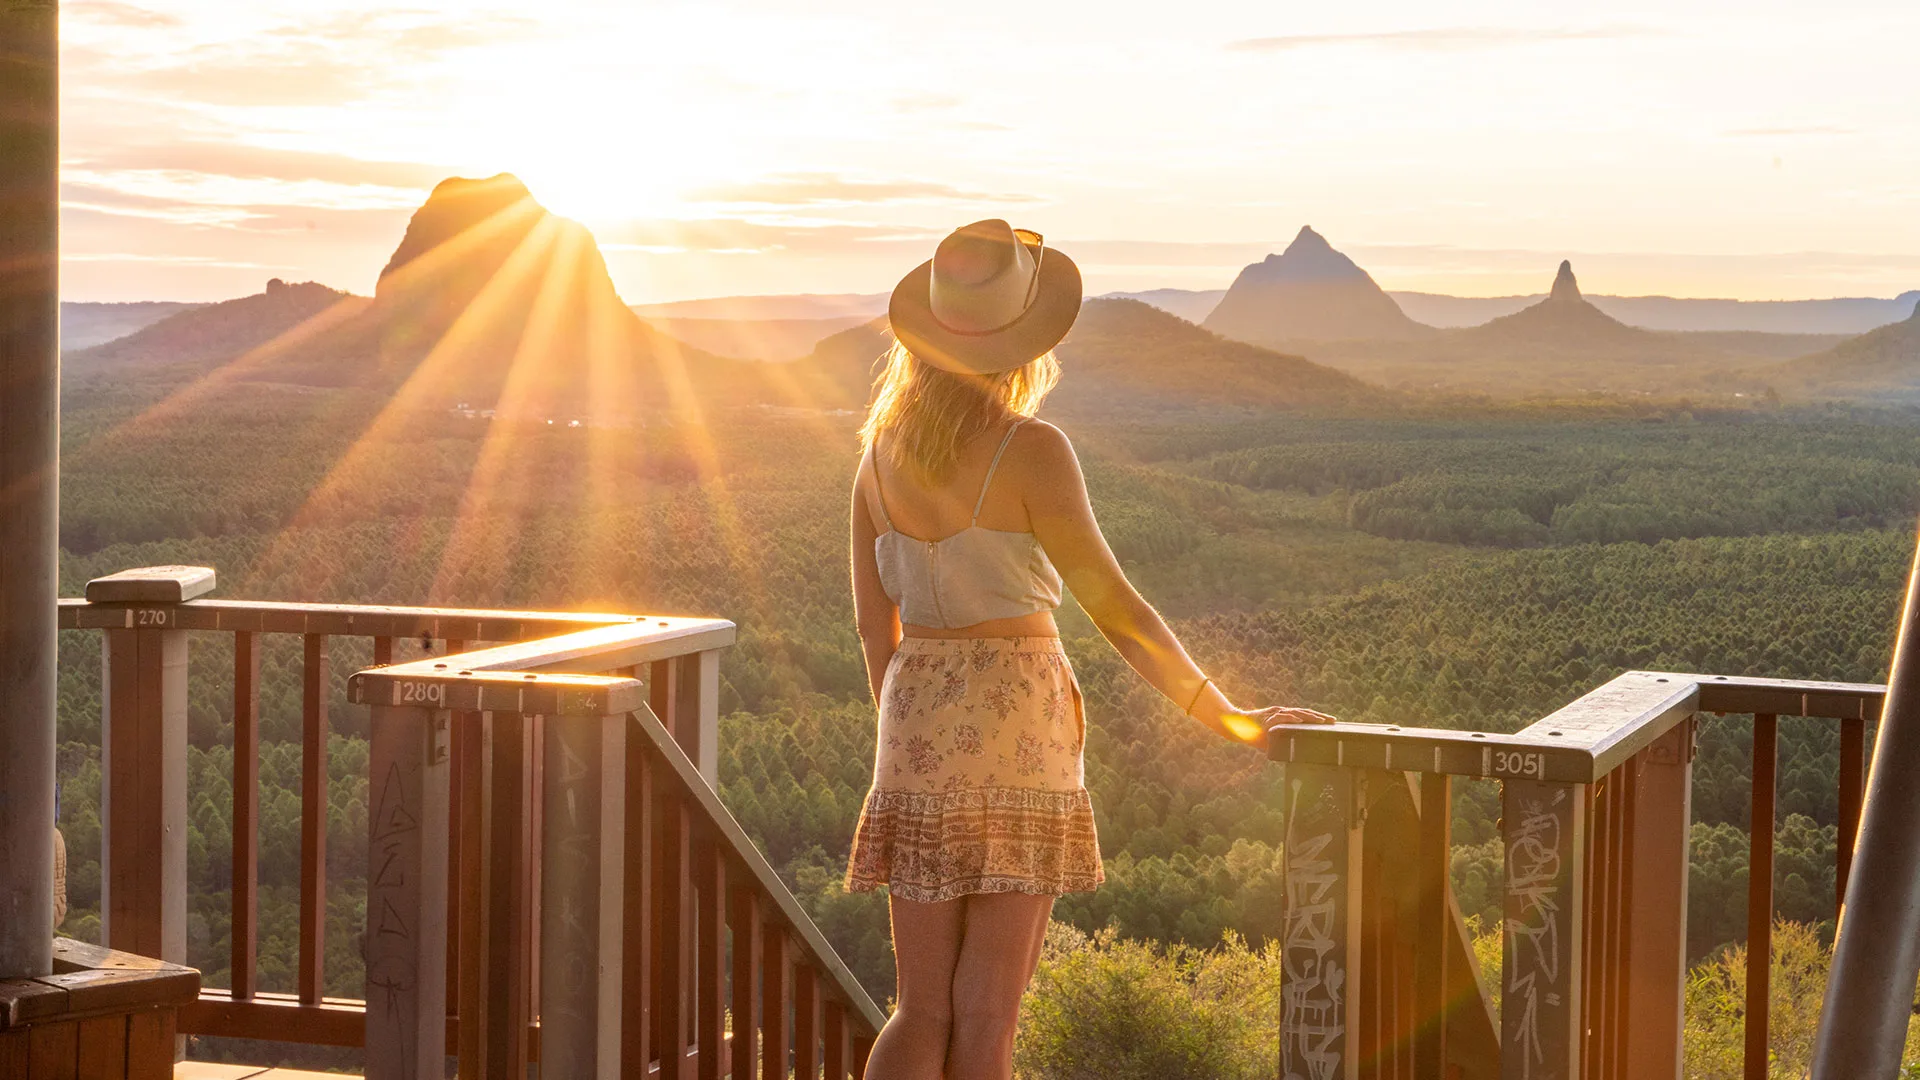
[
  {"x1": 1203, "y1": 228, "x2": 1431, "y2": 344},
  {"x1": 1284, "y1": 225, "x2": 1334, "y2": 256},
  {"x1": 378, "y1": 173, "x2": 542, "y2": 290},
  {"x1": 1551, "y1": 260, "x2": 1581, "y2": 303}
]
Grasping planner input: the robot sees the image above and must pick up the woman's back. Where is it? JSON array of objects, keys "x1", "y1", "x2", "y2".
[{"x1": 863, "y1": 419, "x2": 1063, "y2": 632}]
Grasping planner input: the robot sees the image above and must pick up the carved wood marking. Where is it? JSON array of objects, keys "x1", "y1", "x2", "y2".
[
  {"x1": 1503, "y1": 780, "x2": 1583, "y2": 1080},
  {"x1": 1282, "y1": 768, "x2": 1349, "y2": 1080}
]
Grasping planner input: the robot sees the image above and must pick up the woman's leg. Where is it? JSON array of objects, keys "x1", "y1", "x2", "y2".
[
  {"x1": 944, "y1": 893, "x2": 1053, "y2": 1080},
  {"x1": 865, "y1": 893, "x2": 965, "y2": 1080}
]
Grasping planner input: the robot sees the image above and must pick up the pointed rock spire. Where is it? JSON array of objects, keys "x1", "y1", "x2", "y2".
[{"x1": 1550, "y1": 260, "x2": 1581, "y2": 303}]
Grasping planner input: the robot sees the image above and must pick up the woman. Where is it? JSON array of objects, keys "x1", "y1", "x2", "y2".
[{"x1": 844, "y1": 219, "x2": 1335, "y2": 1079}]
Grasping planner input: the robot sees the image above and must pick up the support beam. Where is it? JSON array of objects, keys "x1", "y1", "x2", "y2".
[
  {"x1": 0, "y1": 0, "x2": 59, "y2": 981},
  {"x1": 1813, "y1": 535, "x2": 1920, "y2": 1078}
]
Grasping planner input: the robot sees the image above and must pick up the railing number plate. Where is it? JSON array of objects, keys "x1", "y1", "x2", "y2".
[
  {"x1": 135, "y1": 608, "x2": 171, "y2": 627},
  {"x1": 398, "y1": 681, "x2": 446, "y2": 706},
  {"x1": 1492, "y1": 749, "x2": 1545, "y2": 779}
]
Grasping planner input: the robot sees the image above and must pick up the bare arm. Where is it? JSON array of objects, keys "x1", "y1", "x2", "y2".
[
  {"x1": 850, "y1": 454, "x2": 901, "y2": 704},
  {"x1": 1020, "y1": 422, "x2": 1332, "y2": 747}
]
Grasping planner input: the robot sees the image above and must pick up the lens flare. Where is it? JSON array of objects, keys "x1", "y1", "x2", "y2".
[{"x1": 1222, "y1": 713, "x2": 1265, "y2": 744}]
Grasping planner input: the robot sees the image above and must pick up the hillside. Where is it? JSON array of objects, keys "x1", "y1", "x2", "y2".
[
  {"x1": 1203, "y1": 227, "x2": 1431, "y2": 346},
  {"x1": 794, "y1": 299, "x2": 1384, "y2": 416},
  {"x1": 62, "y1": 301, "x2": 204, "y2": 350},
  {"x1": 1772, "y1": 301, "x2": 1920, "y2": 400},
  {"x1": 1391, "y1": 289, "x2": 1920, "y2": 334},
  {"x1": 1102, "y1": 288, "x2": 1226, "y2": 324},
  {"x1": 643, "y1": 315, "x2": 872, "y2": 361},
  {"x1": 63, "y1": 281, "x2": 363, "y2": 380}
]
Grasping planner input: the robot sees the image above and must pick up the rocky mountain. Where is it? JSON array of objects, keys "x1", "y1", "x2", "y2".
[
  {"x1": 1771, "y1": 299, "x2": 1920, "y2": 401},
  {"x1": 1202, "y1": 227, "x2": 1431, "y2": 346},
  {"x1": 1446, "y1": 261, "x2": 1656, "y2": 352}
]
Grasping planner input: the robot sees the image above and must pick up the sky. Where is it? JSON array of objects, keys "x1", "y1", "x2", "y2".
[{"x1": 59, "y1": 0, "x2": 1920, "y2": 305}]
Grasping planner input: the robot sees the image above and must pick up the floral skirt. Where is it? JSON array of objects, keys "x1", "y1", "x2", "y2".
[{"x1": 845, "y1": 636, "x2": 1104, "y2": 903}]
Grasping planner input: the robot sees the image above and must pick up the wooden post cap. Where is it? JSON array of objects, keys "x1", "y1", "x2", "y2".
[{"x1": 84, "y1": 565, "x2": 216, "y2": 604}]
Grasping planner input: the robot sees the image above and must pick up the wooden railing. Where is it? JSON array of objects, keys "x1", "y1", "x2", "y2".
[
  {"x1": 61, "y1": 565, "x2": 885, "y2": 1078},
  {"x1": 1271, "y1": 670, "x2": 1883, "y2": 1080}
]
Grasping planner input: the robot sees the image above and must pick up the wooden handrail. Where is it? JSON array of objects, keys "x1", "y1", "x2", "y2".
[
  {"x1": 61, "y1": 566, "x2": 878, "y2": 1078},
  {"x1": 1274, "y1": 670, "x2": 1884, "y2": 1080},
  {"x1": 1269, "y1": 670, "x2": 1885, "y2": 783}
]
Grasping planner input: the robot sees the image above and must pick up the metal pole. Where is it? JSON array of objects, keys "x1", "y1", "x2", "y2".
[
  {"x1": 1811, "y1": 530, "x2": 1920, "y2": 1079},
  {"x1": 0, "y1": 0, "x2": 59, "y2": 979}
]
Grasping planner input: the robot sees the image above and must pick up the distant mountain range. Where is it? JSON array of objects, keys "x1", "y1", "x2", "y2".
[
  {"x1": 62, "y1": 188, "x2": 1920, "y2": 407},
  {"x1": 1105, "y1": 284, "x2": 1920, "y2": 336}
]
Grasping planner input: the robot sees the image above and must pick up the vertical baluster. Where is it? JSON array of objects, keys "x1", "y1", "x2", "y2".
[
  {"x1": 794, "y1": 963, "x2": 821, "y2": 1080},
  {"x1": 696, "y1": 829, "x2": 729, "y2": 1079},
  {"x1": 1624, "y1": 718, "x2": 1693, "y2": 1080},
  {"x1": 539, "y1": 709, "x2": 627, "y2": 1078},
  {"x1": 299, "y1": 633, "x2": 329, "y2": 1004},
  {"x1": 1837, "y1": 714, "x2": 1866, "y2": 916},
  {"x1": 484, "y1": 712, "x2": 533, "y2": 1076},
  {"x1": 851, "y1": 1035, "x2": 873, "y2": 1080},
  {"x1": 1280, "y1": 765, "x2": 1358, "y2": 1080},
  {"x1": 453, "y1": 710, "x2": 485, "y2": 1076},
  {"x1": 730, "y1": 887, "x2": 763, "y2": 1080},
  {"x1": 1612, "y1": 757, "x2": 1643, "y2": 1076},
  {"x1": 363, "y1": 703, "x2": 451, "y2": 1080},
  {"x1": 442, "y1": 638, "x2": 464, "y2": 1042},
  {"x1": 1745, "y1": 714, "x2": 1778, "y2": 1080},
  {"x1": 1501, "y1": 778, "x2": 1587, "y2": 1080},
  {"x1": 824, "y1": 1002, "x2": 849, "y2": 1080},
  {"x1": 624, "y1": 709, "x2": 656, "y2": 1075},
  {"x1": 654, "y1": 749, "x2": 693, "y2": 1077},
  {"x1": 1581, "y1": 780, "x2": 1606, "y2": 1080},
  {"x1": 761, "y1": 927, "x2": 792, "y2": 1080},
  {"x1": 1414, "y1": 774, "x2": 1450, "y2": 1080},
  {"x1": 230, "y1": 631, "x2": 260, "y2": 1000}
]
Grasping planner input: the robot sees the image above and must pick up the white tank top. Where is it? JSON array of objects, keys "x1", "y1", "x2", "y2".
[{"x1": 869, "y1": 421, "x2": 1064, "y2": 630}]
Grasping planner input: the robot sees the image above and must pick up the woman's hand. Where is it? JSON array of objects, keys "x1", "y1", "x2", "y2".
[{"x1": 1214, "y1": 702, "x2": 1337, "y2": 752}]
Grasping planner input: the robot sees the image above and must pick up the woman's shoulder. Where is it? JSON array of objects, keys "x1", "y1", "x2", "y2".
[{"x1": 1006, "y1": 418, "x2": 1081, "y2": 485}]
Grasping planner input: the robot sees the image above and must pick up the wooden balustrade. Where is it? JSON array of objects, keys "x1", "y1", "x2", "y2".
[
  {"x1": 1271, "y1": 670, "x2": 1885, "y2": 1080},
  {"x1": 58, "y1": 566, "x2": 884, "y2": 1077}
]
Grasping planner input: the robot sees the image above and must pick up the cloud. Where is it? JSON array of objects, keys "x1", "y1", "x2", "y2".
[
  {"x1": 65, "y1": 1, "x2": 181, "y2": 28},
  {"x1": 71, "y1": 142, "x2": 453, "y2": 191},
  {"x1": 691, "y1": 173, "x2": 1040, "y2": 208},
  {"x1": 1723, "y1": 125, "x2": 1856, "y2": 138},
  {"x1": 892, "y1": 93, "x2": 962, "y2": 113},
  {"x1": 1228, "y1": 25, "x2": 1657, "y2": 52}
]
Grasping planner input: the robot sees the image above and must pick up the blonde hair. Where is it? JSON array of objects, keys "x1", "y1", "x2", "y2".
[{"x1": 858, "y1": 339, "x2": 1060, "y2": 482}]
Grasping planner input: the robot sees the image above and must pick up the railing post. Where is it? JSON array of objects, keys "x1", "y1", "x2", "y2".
[
  {"x1": 1623, "y1": 720, "x2": 1693, "y2": 1080},
  {"x1": 1280, "y1": 764, "x2": 1359, "y2": 1080},
  {"x1": 652, "y1": 651, "x2": 721, "y2": 785},
  {"x1": 0, "y1": 0, "x2": 59, "y2": 984},
  {"x1": 1414, "y1": 774, "x2": 1451, "y2": 1080},
  {"x1": 540, "y1": 709, "x2": 627, "y2": 1078},
  {"x1": 1745, "y1": 714, "x2": 1777, "y2": 1080},
  {"x1": 95, "y1": 568, "x2": 215, "y2": 967},
  {"x1": 1501, "y1": 779, "x2": 1587, "y2": 1080},
  {"x1": 363, "y1": 704, "x2": 451, "y2": 1080}
]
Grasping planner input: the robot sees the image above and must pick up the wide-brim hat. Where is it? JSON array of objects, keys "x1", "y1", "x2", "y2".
[{"x1": 889, "y1": 219, "x2": 1081, "y2": 375}]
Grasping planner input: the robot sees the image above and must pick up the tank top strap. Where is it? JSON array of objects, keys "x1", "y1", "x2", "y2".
[
  {"x1": 867, "y1": 441, "x2": 897, "y2": 529},
  {"x1": 972, "y1": 420, "x2": 1025, "y2": 522}
]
